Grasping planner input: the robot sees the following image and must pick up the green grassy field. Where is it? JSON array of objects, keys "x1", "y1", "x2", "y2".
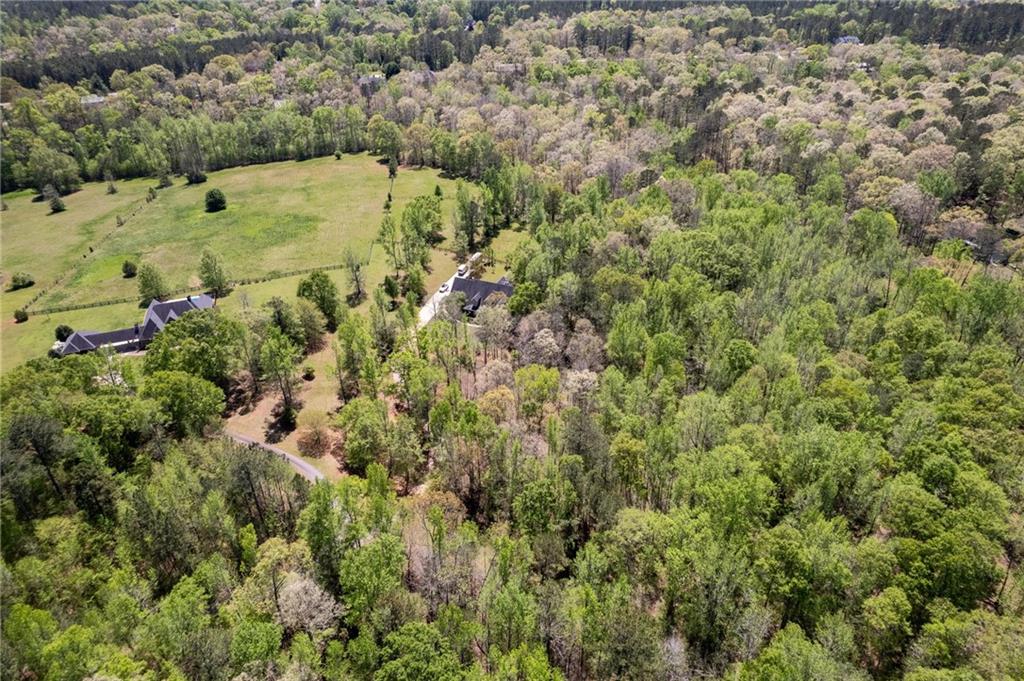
[
  {"x1": 1, "y1": 154, "x2": 460, "y2": 370},
  {"x1": 0, "y1": 182, "x2": 152, "y2": 318}
]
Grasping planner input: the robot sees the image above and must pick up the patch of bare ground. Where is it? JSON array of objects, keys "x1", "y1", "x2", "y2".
[{"x1": 224, "y1": 334, "x2": 344, "y2": 480}]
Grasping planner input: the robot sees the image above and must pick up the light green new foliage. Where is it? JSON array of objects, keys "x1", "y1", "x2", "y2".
[
  {"x1": 140, "y1": 370, "x2": 224, "y2": 437},
  {"x1": 230, "y1": 619, "x2": 282, "y2": 669},
  {"x1": 3, "y1": 604, "x2": 58, "y2": 674},
  {"x1": 862, "y1": 586, "x2": 913, "y2": 663},
  {"x1": 198, "y1": 250, "x2": 229, "y2": 296},
  {"x1": 137, "y1": 262, "x2": 168, "y2": 304},
  {"x1": 138, "y1": 577, "x2": 211, "y2": 666},
  {"x1": 259, "y1": 326, "x2": 301, "y2": 415},
  {"x1": 339, "y1": 533, "x2": 405, "y2": 626},
  {"x1": 739, "y1": 623, "x2": 868, "y2": 681}
]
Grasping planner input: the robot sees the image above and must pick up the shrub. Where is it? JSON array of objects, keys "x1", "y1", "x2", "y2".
[
  {"x1": 55, "y1": 325, "x2": 74, "y2": 342},
  {"x1": 122, "y1": 261, "x2": 138, "y2": 278},
  {"x1": 302, "y1": 365, "x2": 316, "y2": 381},
  {"x1": 205, "y1": 188, "x2": 226, "y2": 212},
  {"x1": 42, "y1": 184, "x2": 65, "y2": 213},
  {"x1": 158, "y1": 173, "x2": 173, "y2": 188},
  {"x1": 13, "y1": 309, "x2": 28, "y2": 323},
  {"x1": 297, "y1": 409, "x2": 332, "y2": 456},
  {"x1": 383, "y1": 274, "x2": 400, "y2": 300},
  {"x1": 402, "y1": 266, "x2": 426, "y2": 303},
  {"x1": 334, "y1": 150, "x2": 341, "y2": 160},
  {"x1": 186, "y1": 170, "x2": 207, "y2": 185},
  {"x1": 8, "y1": 272, "x2": 34, "y2": 291}
]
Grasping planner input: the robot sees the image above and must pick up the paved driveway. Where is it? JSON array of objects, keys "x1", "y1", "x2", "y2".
[
  {"x1": 418, "y1": 273, "x2": 456, "y2": 327},
  {"x1": 224, "y1": 430, "x2": 325, "y2": 482}
]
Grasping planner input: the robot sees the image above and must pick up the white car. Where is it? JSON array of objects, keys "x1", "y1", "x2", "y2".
[
  {"x1": 457, "y1": 264, "x2": 468, "y2": 276},
  {"x1": 439, "y1": 282, "x2": 450, "y2": 293}
]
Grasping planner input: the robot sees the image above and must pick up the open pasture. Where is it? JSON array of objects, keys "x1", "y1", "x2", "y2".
[{"x1": 0, "y1": 154, "x2": 459, "y2": 369}]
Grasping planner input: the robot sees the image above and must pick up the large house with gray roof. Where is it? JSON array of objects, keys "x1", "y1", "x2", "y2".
[
  {"x1": 57, "y1": 294, "x2": 215, "y2": 357},
  {"x1": 450, "y1": 276, "x2": 513, "y2": 317}
]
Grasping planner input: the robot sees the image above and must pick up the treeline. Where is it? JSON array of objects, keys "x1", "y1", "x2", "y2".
[
  {"x1": 6, "y1": 1, "x2": 1023, "y2": 93},
  {"x1": 780, "y1": 0, "x2": 1024, "y2": 53},
  {"x1": 0, "y1": 101, "x2": 512, "y2": 194},
  {"x1": 488, "y1": 0, "x2": 1024, "y2": 53},
  {"x1": 2, "y1": 29, "x2": 316, "y2": 90},
  {"x1": 1, "y1": 0, "x2": 501, "y2": 89}
]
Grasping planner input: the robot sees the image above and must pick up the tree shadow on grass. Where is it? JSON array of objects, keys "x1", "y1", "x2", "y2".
[
  {"x1": 224, "y1": 374, "x2": 261, "y2": 416},
  {"x1": 263, "y1": 398, "x2": 300, "y2": 444}
]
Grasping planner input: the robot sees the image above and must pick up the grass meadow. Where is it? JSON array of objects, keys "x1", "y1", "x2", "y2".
[{"x1": 1, "y1": 154, "x2": 460, "y2": 369}]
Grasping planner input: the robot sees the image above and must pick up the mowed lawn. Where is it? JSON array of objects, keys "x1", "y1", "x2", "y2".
[{"x1": 1, "y1": 154, "x2": 459, "y2": 370}]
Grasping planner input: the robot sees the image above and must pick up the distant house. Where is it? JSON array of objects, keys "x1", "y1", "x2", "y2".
[
  {"x1": 80, "y1": 94, "x2": 107, "y2": 107},
  {"x1": 56, "y1": 294, "x2": 215, "y2": 357},
  {"x1": 494, "y1": 63, "x2": 525, "y2": 75},
  {"x1": 450, "y1": 276, "x2": 513, "y2": 317}
]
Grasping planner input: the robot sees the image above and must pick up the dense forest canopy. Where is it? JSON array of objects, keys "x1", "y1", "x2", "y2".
[{"x1": 2, "y1": 1, "x2": 1024, "y2": 681}]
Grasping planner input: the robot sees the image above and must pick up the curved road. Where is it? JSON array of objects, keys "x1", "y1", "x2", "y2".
[{"x1": 224, "y1": 430, "x2": 325, "y2": 482}]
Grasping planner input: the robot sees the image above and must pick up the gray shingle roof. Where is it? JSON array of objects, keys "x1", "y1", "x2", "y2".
[
  {"x1": 450, "y1": 277, "x2": 514, "y2": 314},
  {"x1": 58, "y1": 294, "x2": 215, "y2": 356}
]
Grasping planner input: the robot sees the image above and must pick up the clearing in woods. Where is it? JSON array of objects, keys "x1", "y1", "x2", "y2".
[{"x1": 0, "y1": 154, "x2": 461, "y2": 369}]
